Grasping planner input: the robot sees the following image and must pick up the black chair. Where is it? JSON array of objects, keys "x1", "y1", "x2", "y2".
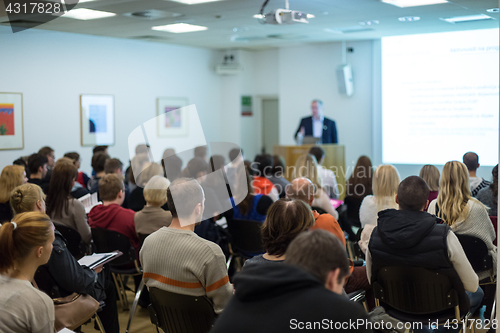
[
  {"x1": 226, "y1": 218, "x2": 264, "y2": 269},
  {"x1": 91, "y1": 228, "x2": 142, "y2": 306},
  {"x1": 54, "y1": 223, "x2": 88, "y2": 260},
  {"x1": 373, "y1": 266, "x2": 470, "y2": 324},
  {"x1": 148, "y1": 287, "x2": 216, "y2": 333},
  {"x1": 344, "y1": 196, "x2": 363, "y2": 228}
]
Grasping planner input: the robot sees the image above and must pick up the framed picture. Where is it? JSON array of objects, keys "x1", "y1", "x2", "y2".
[
  {"x1": 0, "y1": 92, "x2": 24, "y2": 150},
  {"x1": 157, "y1": 97, "x2": 189, "y2": 137},
  {"x1": 80, "y1": 94, "x2": 115, "y2": 146}
]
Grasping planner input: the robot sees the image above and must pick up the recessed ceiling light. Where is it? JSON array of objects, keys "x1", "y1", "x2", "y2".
[
  {"x1": 306, "y1": 14, "x2": 315, "y2": 19},
  {"x1": 382, "y1": 0, "x2": 447, "y2": 8},
  {"x1": 486, "y1": 8, "x2": 499, "y2": 13},
  {"x1": 78, "y1": 0, "x2": 98, "y2": 3},
  {"x1": 167, "y1": 0, "x2": 223, "y2": 4},
  {"x1": 152, "y1": 23, "x2": 208, "y2": 33},
  {"x1": 440, "y1": 14, "x2": 493, "y2": 23},
  {"x1": 253, "y1": 14, "x2": 264, "y2": 19},
  {"x1": 398, "y1": 16, "x2": 420, "y2": 22},
  {"x1": 62, "y1": 8, "x2": 116, "y2": 20},
  {"x1": 359, "y1": 20, "x2": 379, "y2": 25}
]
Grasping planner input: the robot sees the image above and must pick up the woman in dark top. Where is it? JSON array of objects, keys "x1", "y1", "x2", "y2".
[
  {"x1": 477, "y1": 164, "x2": 498, "y2": 216},
  {"x1": 244, "y1": 199, "x2": 314, "y2": 266},
  {"x1": 0, "y1": 165, "x2": 27, "y2": 223},
  {"x1": 129, "y1": 162, "x2": 164, "y2": 212}
]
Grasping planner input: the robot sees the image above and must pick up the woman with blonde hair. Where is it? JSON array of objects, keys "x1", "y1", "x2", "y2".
[
  {"x1": 358, "y1": 164, "x2": 400, "y2": 253},
  {"x1": 292, "y1": 154, "x2": 338, "y2": 219},
  {"x1": 0, "y1": 165, "x2": 28, "y2": 223},
  {"x1": 428, "y1": 161, "x2": 496, "y2": 281},
  {"x1": 419, "y1": 164, "x2": 440, "y2": 209},
  {"x1": 135, "y1": 175, "x2": 173, "y2": 235},
  {"x1": 0, "y1": 212, "x2": 55, "y2": 333}
]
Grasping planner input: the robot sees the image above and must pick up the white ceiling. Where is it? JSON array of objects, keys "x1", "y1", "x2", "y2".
[{"x1": 1, "y1": 0, "x2": 498, "y2": 50}]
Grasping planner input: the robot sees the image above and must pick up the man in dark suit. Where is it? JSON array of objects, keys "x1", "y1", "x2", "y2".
[{"x1": 294, "y1": 100, "x2": 338, "y2": 144}]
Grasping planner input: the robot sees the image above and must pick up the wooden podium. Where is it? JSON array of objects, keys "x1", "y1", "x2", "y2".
[{"x1": 273, "y1": 144, "x2": 346, "y2": 199}]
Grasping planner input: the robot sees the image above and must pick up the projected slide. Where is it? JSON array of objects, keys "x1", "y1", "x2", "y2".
[{"x1": 382, "y1": 29, "x2": 499, "y2": 166}]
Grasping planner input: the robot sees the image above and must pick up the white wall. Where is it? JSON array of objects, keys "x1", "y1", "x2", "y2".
[{"x1": 0, "y1": 26, "x2": 222, "y2": 174}]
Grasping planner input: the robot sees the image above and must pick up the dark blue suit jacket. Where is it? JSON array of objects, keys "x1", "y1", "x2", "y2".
[{"x1": 294, "y1": 116, "x2": 338, "y2": 144}]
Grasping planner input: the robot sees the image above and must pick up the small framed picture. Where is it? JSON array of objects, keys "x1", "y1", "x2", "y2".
[
  {"x1": 80, "y1": 94, "x2": 115, "y2": 146},
  {"x1": 157, "y1": 97, "x2": 189, "y2": 137},
  {"x1": 0, "y1": 92, "x2": 24, "y2": 150}
]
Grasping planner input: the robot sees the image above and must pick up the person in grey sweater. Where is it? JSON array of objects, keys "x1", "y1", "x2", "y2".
[
  {"x1": 140, "y1": 178, "x2": 233, "y2": 314},
  {"x1": 476, "y1": 164, "x2": 498, "y2": 217}
]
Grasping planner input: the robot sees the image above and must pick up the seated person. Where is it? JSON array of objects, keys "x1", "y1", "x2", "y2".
[
  {"x1": 56, "y1": 157, "x2": 89, "y2": 199},
  {"x1": 252, "y1": 154, "x2": 279, "y2": 201},
  {"x1": 129, "y1": 162, "x2": 165, "y2": 212},
  {"x1": 88, "y1": 174, "x2": 139, "y2": 253},
  {"x1": 268, "y1": 155, "x2": 290, "y2": 198},
  {"x1": 0, "y1": 212, "x2": 55, "y2": 333},
  {"x1": 476, "y1": 164, "x2": 498, "y2": 217},
  {"x1": 309, "y1": 147, "x2": 339, "y2": 199},
  {"x1": 27, "y1": 153, "x2": 49, "y2": 193},
  {"x1": 244, "y1": 199, "x2": 314, "y2": 266},
  {"x1": 140, "y1": 178, "x2": 233, "y2": 314},
  {"x1": 211, "y1": 230, "x2": 372, "y2": 333},
  {"x1": 367, "y1": 176, "x2": 483, "y2": 333},
  {"x1": 135, "y1": 175, "x2": 172, "y2": 236},
  {"x1": 10, "y1": 183, "x2": 119, "y2": 333},
  {"x1": 105, "y1": 158, "x2": 130, "y2": 208},
  {"x1": 87, "y1": 152, "x2": 109, "y2": 195},
  {"x1": 64, "y1": 152, "x2": 90, "y2": 191}
]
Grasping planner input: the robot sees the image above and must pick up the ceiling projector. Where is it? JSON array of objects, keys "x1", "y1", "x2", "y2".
[{"x1": 259, "y1": 9, "x2": 309, "y2": 24}]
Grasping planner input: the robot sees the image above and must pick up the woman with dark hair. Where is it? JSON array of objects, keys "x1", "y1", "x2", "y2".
[
  {"x1": 477, "y1": 164, "x2": 498, "y2": 216},
  {"x1": 244, "y1": 199, "x2": 315, "y2": 266},
  {"x1": 0, "y1": 212, "x2": 55, "y2": 333},
  {"x1": 346, "y1": 155, "x2": 373, "y2": 199},
  {"x1": 46, "y1": 163, "x2": 90, "y2": 245}
]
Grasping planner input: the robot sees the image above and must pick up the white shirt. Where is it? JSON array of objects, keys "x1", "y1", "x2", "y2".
[
  {"x1": 318, "y1": 166, "x2": 339, "y2": 199},
  {"x1": 312, "y1": 116, "x2": 324, "y2": 138}
]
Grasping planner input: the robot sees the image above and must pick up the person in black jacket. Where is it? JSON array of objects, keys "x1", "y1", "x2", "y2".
[
  {"x1": 210, "y1": 230, "x2": 372, "y2": 333},
  {"x1": 9, "y1": 183, "x2": 119, "y2": 333},
  {"x1": 294, "y1": 100, "x2": 338, "y2": 144}
]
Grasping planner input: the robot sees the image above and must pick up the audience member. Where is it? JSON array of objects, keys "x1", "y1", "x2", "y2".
[
  {"x1": 309, "y1": 146, "x2": 339, "y2": 199},
  {"x1": 194, "y1": 145, "x2": 208, "y2": 162},
  {"x1": 463, "y1": 152, "x2": 491, "y2": 197},
  {"x1": 346, "y1": 155, "x2": 373, "y2": 199},
  {"x1": 428, "y1": 161, "x2": 497, "y2": 281},
  {"x1": 135, "y1": 176, "x2": 172, "y2": 236},
  {"x1": 0, "y1": 212, "x2": 55, "y2": 333},
  {"x1": 226, "y1": 148, "x2": 243, "y2": 186},
  {"x1": 105, "y1": 158, "x2": 130, "y2": 208},
  {"x1": 367, "y1": 176, "x2": 484, "y2": 333},
  {"x1": 244, "y1": 199, "x2": 314, "y2": 266},
  {"x1": 252, "y1": 154, "x2": 279, "y2": 201},
  {"x1": 13, "y1": 156, "x2": 30, "y2": 179},
  {"x1": 292, "y1": 154, "x2": 338, "y2": 219},
  {"x1": 89, "y1": 174, "x2": 139, "y2": 253},
  {"x1": 358, "y1": 164, "x2": 400, "y2": 253},
  {"x1": 211, "y1": 230, "x2": 372, "y2": 333},
  {"x1": 38, "y1": 146, "x2": 55, "y2": 188},
  {"x1": 127, "y1": 152, "x2": 150, "y2": 193},
  {"x1": 207, "y1": 154, "x2": 232, "y2": 203},
  {"x1": 227, "y1": 165, "x2": 273, "y2": 224},
  {"x1": 476, "y1": 164, "x2": 498, "y2": 216},
  {"x1": 88, "y1": 152, "x2": 109, "y2": 194},
  {"x1": 419, "y1": 164, "x2": 440, "y2": 210},
  {"x1": 27, "y1": 153, "x2": 49, "y2": 193},
  {"x1": 140, "y1": 178, "x2": 233, "y2": 314},
  {"x1": 162, "y1": 152, "x2": 182, "y2": 182},
  {"x1": 46, "y1": 163, "x2": 91, "y2": 245},
  {"x1": 64, "y1": 152, "x2": 90, "y2": 189},
  {"x1": 10, "y1": 184, "x2": 119, "y2": 333},
  {"x1": 0, "y1": 165, "x2": 27, "y2": 223},
  {"x1": 268, "y1": 155, "x2": 290, "y2": 198},
  {"x1": 55, "y1": 157, "x2": 90, "y2": 199},
  {"x1": 129, "y1": 162, "x2": 165, "y2": 212}
]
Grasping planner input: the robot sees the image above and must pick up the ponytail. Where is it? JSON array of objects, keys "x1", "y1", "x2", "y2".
[{"x1": 0, "y1": 212, "x2": 52, "y2": 274}]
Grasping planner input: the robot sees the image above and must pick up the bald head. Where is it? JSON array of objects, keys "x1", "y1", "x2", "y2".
[
  {"x1": 287, "y1": 178, "x2": 315, "y2": 205},
  {"x1": 463, "y1": 152, "x2": 479, "y2": 172}
]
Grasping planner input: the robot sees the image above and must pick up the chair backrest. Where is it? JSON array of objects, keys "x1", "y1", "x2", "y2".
[
  {"x1": 91, "y1": 228, "x2": 137, "y2": 267},
  {"x1": 373, "y1": 266, "x2": 464, "y2": 318},
  {"x1": 54, "y1": 223, "x2": 87, "y2": 260},
  {"x1": 344, "y1": 196, "x2": 363, "y2": 228},
  {"x1": 148, "y1": 287, "x2": 216, "y2": 333},
  {"x1": 226, "y1": 218, "x2": 264, "y2": 255},
  {"x1": 455, "y1": 234, "x2": 493, "y2": 272},
  {"x1": 490, "y1": 216, "x2": 497, "y2": 246}
]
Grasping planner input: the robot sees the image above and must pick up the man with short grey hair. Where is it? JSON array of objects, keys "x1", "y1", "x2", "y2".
[
  {"x1": 294, "y1": 99, "x2": 338, "y2": 144},
  {"x1": 140, "y1": 178, "x2": 233, "y2": 314}
]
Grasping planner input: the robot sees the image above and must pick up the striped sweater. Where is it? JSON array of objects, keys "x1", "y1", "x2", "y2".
[{"x1": 139, "y1": 227, "x2": 233, "y2": 314}]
